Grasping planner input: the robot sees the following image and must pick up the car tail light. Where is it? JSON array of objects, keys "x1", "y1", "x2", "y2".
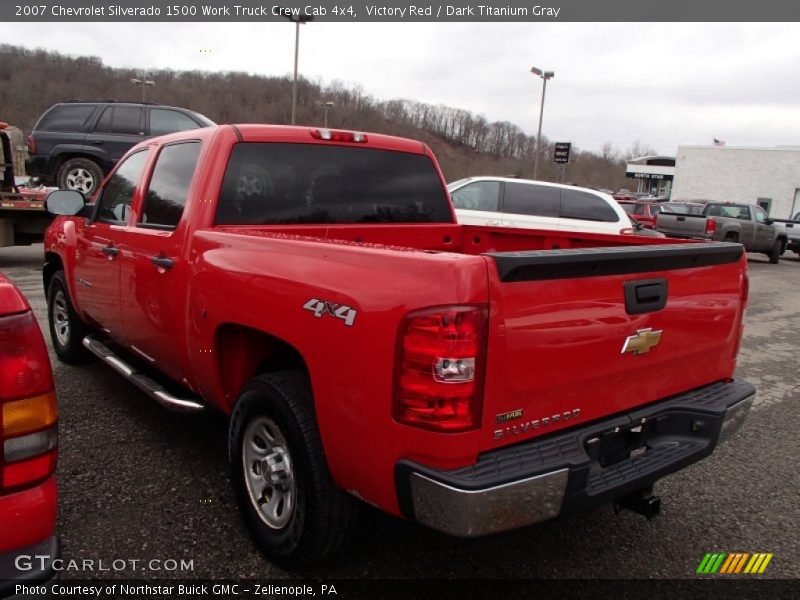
[
  {"x1": 394, "y1": 306, "x2": 487, "y2": 432},
  {"x1": 1, "y1": 310, "x2": 57, "y2": 492},
  {"x1": 706, "y1": 218, "x2": 717, "y2": 235},
  {"x1": 27, "y1": 134, "x2": 36, "y2": 155},
  {"x1": 310, "y1": 129, "x2": 368, "y2": 143}
]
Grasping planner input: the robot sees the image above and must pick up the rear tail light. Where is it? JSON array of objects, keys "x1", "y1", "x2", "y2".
[
  {"x1": 394, "y1": 306, "x2": 487, "y2": 432},
  {"x1": 310, "y1": 129, "x2": 368, "y2": 143},
  {"x1": 1, "y1": 310, "x2": 57, "y2": 492},
  {"x1": 27, "y1": 134, "x2": 36, "y2": 155},
  {"x1": 706, "y1": 218, "x2": 717, "y2": 235}
]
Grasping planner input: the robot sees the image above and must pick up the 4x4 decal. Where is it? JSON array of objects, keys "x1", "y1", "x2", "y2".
[{"x1": 303, "y1": 298, "x2": 357, "y2": 327}]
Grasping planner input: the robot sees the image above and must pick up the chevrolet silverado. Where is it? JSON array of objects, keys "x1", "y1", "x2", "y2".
[{"x1": 42, "y1": 124, "x2": 754, "y2": 566}]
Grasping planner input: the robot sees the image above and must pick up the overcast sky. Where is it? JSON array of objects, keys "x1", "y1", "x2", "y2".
[{"x1": 2, "y1": 22, "x2": 799, "y2": 155}]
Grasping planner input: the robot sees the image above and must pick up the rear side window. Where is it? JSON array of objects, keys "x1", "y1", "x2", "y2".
[
  {"x1": 150, "y1": 109, "x2": 201, "y2": 136},
  {"x1": 36, "y1": 105, "x2": 95, "y2": 132},
  {"x1": 215, "y1": 143, "x2": 451, "y2": 225},
  {"x1": 451, "y1": 181, "x2": 501, "y2": 211},
  {"x1": 620, "y1": 203, "x2": 635, "y2": 215},
  {"x1": 560, "y1": 189, "x2": 618, "y2": 222},
  {"x1": 94, "y1": 106, "x2": 143, "y2": 135},
  {"x1": 503, "y1": 182, "x2": 559, "y2": 217},
  {"x1": 140, "y1": 142, "x2": 201, "y2": 229},
  {"x1": 95, "y1": 150, "x2": 149, "y2": 223}
]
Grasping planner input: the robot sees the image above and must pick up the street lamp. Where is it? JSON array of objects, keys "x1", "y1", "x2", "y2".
[
  {"x1": 282, "y1": 11, "x2": 314, "y2": 125},
  {"x1": 318, "y1": 100, "x2": 334, "y2": 128},
  {"x1": 129, "y1": 74, "x2": 155, "y2": 103},
  {"x1": 530, "y1": 66, "x2": 554, "y2": 180}
]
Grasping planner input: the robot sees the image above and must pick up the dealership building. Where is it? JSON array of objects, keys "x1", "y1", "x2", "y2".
[
  {"x1": 625, "y1": 155, "x2": 675, "y2": 197},
  {"x1": 670, "y1": 145, "x2": 800, "y2": 219}
]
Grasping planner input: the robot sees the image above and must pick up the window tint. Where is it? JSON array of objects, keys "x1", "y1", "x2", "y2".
[
  {"x1": 95, "y1": 150, "x2": 149, "y2": 223},
  {"x1": 215, "y1": 143, "x2": 451, "y2": 225},
  {"x1": 754, "y1": 207, "x2": 768, "y2": 223},
  {"x1": 95, "y1": 107, "x2": 112, "y2": 132},
  {"x1": 110, "y1": 107, "x2": 142, "y2": 135},
  {"x1": 560, "y1": 189, "x2": 618, "y2": 222},
  {"x1": 141, "y1": 142, "x2": 201, "y2": 229},
  {"x1": 451, "y1": 181, "x2": 501, "y2": 212},
  {"x1": 503, "y1": 182, "x2": 559, "y2": 217},
  {"x1": 620, "y1": 203, "x2": 635, "y2": 215},
  {"x1": 150, "y1": 109, "x2": 201, "y2": 136},
  {"x1": 37, "y1": 105, "x2": 95, "y2": 132},
  {"x1": 632, "y1": 204, "x2": 645, "y2": 215}
]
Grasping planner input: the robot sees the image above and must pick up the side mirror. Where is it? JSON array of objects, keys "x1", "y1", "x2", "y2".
[
  {"x1": 46, "y1": 189, "x2": 86, "y2": 216},
  {"x1": 765, "y1": 218, "x2": 774, "y2": 225}
]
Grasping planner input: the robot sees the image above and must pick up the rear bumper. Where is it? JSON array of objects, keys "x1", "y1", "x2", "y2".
[
  {"x1": 23, "y1": 156, "x2": 55, "y2": 181},
  {"x1": 397, "y1": 379, "x2": 754, "y2": 537}
]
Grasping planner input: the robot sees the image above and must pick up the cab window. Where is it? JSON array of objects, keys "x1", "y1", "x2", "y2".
[
  {"x1": 140, "y1": 142, "x2": 201, "y2": 229},
  {"x1": 95, "y1": 150, "x2": 149, "y2": 223}
]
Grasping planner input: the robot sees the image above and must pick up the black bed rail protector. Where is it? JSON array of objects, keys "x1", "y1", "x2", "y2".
[{"x1": 486, "y1": 242, "x2": 743, "y2": 282}]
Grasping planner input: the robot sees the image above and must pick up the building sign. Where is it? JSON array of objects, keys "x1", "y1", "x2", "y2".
[
  {"x1": 632, "y1": 172, "x2": 669, "y2": 180},
  {"x1": 554, "y1": 142, "x2": 571, "y2": 164}
]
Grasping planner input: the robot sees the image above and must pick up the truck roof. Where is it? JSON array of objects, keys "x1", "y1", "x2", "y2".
[{"x1": 153, "y1": 124, "x2": 430, "y2": 155}]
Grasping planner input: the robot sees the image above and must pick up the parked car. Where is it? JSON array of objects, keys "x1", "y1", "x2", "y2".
[
  {"x1": 624, "y1": 215, "x2": 666, "y2": 237},
  {"x1": 449, "y1": 177, "x2": 631, "y2": 235},
  {"x1": 44, "y1": 124, "x2": 752, "y2": 566},
  {"x1": 773, "y1": 212, "x2": 800, "y2": 256},
  {"x1": 655, "y1": 201, "x2": 788, "y2": 263},
  {"x1": 617, "y1": 200, "x2": 678, "y2": 229},
  {"x1": 0, "y1": 273, "x2": 58, "y2": 594},
  {"x1": 26, "y1": 100, "x2": 215, "y2": 196}
]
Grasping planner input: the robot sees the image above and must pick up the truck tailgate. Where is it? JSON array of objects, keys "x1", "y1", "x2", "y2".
[
  {"x1": 481, "y1": 242, "x2": 745, "y2": 451},
  {"x1": 655, "y1": 212, "x2": 709, "y2": 238}
]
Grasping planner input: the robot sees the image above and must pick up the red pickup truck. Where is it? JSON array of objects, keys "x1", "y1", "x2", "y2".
[
  {"x1": 0, "y1": 273, "x2": 58, "y2": 592},
  {"x1": 43, "y1": 124, "x2": 754, "y2": 566}
]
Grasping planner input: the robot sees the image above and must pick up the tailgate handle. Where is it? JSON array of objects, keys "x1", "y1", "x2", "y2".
[{"x1": 624, "y1": 279, "x2": 668, "y2": 314}]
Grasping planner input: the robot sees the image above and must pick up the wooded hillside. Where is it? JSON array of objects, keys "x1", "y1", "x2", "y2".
[{"x1": 0, "y1": 44, "x2": 648, "y2": 189}]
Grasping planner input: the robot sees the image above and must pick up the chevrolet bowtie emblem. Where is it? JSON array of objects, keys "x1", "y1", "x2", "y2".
[{"x1": 621, "y1": 328, "x2": 662, "y2": 355}]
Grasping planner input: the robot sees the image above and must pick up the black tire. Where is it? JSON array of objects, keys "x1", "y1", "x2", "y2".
[
  {"x1": 57, "y1": 157, "x2": 104, "y2": 196},
  {"x1": 46, "y1": 271, "x2": 93, "y2": 364},
  {"x1": 724, "y1": 232, "x2": 739, "y2": 243},
  {"x1": 768, "y1": 240, "x2": 781, "y2": 264},
  {"x1": 229, "y1": 371, "x2": 357, "y2": 568}
]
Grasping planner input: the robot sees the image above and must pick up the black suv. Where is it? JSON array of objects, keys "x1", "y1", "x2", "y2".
[{"x1": 26, "y1": 101, "x2": 215, "y2": 196}]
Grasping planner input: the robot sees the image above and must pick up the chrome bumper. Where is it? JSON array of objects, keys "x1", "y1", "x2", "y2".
[
  {"x1": 400, "y1": 380, "x2": 755, "y2": 538},
  {"x1": 410, "y1": 469, "x2": 568, "y2": 537}
]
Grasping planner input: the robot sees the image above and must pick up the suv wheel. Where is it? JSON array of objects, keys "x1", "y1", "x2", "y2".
[{"x1": 57, "y1": 158, "x2": 104, "y2": 196}]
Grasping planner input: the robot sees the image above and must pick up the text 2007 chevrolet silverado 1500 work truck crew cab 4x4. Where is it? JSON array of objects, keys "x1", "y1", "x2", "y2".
[{"x1": 42, "y1": 125, "x2": 754, "y2": 567}]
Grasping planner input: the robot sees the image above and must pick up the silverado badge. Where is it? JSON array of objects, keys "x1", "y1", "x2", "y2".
[{"x1": 621, "y1": 328, "x2": 662, "y2": 356}]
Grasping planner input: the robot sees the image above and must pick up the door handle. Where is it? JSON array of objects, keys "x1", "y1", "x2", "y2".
[
  {"x1": 151, "y1": 256, "x2": 174, "y2": 270},
  {"x1": 486, "y1": 220, "x2": 501, "y2": 226},
  {"x1": 101, "y1": 245, "x2": 118, "y2": 258}
]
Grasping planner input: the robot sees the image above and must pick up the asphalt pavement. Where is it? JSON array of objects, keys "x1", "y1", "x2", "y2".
[{"x1": 1, "y1": 244, "x2": 798, "y2": 582}]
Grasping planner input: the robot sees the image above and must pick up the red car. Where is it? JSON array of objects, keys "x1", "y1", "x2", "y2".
[
  {"x1": 617, "y1": 200, "x2": 677, "y2": 229},
  {"x1": 0, "y1": 272, "x2": 58, "y2": 593}
]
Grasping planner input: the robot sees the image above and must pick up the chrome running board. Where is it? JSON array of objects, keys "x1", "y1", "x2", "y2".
[{"x1": 82, "y1": 334, "x2": 205, "y2": 413}]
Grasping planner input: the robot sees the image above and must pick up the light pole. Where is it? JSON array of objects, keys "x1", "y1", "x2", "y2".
[
  {"x1": 319, "y1": 100, "x2": 334, "y2": 128},
  {"x1": 130, "y1": 74, "x2": 155, "y2": 102},
  {"x1": 530, "y1": 66, "x2": 554, "y2": 180},
  {"x1": 282, "y1": 11, "x2": 314, "y2": 125}
]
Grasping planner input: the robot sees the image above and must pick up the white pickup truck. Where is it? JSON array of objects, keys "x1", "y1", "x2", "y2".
[{"x1": 773, "y1": 212, "x2": 800, "y2": 257}]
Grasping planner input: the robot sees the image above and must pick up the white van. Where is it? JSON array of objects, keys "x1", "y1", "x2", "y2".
[{"x1": 448, "y1": 177, "x2": 630, "y2": 235}]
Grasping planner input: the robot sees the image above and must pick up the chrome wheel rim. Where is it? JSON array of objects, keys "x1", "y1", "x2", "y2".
[
  {"x1": 65, "y1": 168, "x2": 95, "y2": 195},
  {"x1": 52, "y1": 290, "x2": 70, "y2": 347},
  {"x1": 243, "y1": 416, "x2": 296, "y2": 530}
]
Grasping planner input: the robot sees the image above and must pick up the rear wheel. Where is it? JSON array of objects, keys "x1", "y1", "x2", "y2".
[
  {"x1": 47, "y1": 271, "x2": 92, "y2": 363},
  {"x1": 768, "y1": 240, "x2": 782, "y2": 264},
  {"x1": 57, "y1": 157, "x2": 104, "y2": 196},
  {"x1": 228, "y1": 371, "x2": 357, "y2": 567},
  {"x1": 724, "y1": 232, "x2": 739, "y2": 243}
]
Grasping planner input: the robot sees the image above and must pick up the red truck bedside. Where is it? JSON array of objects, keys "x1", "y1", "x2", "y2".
[
  {"x1": 0, "y1": 273, "x2": 58, "y2": 593},
  {"x1": 43, "y1": 124, "x2": 754, "y2": 566}
]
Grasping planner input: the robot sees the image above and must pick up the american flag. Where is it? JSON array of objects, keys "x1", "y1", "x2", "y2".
[{"x1": 713, "y1": 137, "x2": 726, "y2": 147}]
